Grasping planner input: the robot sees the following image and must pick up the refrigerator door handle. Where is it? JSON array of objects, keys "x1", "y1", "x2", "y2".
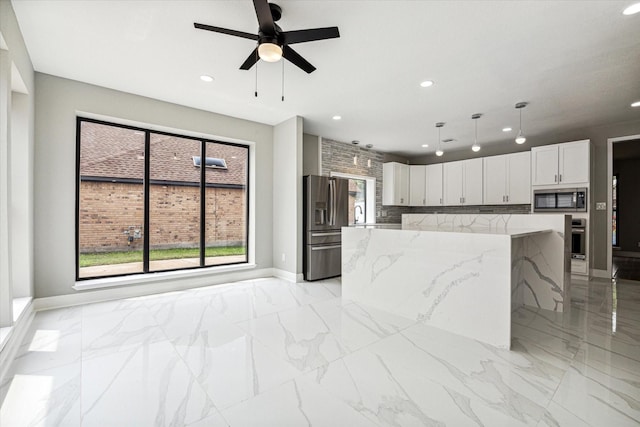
[
  {"x1": 311, "y1": 245, "x2": 342, "y2": 251},
  {"x1": 328, "y1": 179, "x2": 335, "y2": 226},
  {"x1": 311, "y1": 232, "x2": 342, "y2": 237}
]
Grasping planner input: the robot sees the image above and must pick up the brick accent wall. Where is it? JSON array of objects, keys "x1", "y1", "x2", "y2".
[{"x1": 79, "y1": 181, "x2": 246, "y2": 253}]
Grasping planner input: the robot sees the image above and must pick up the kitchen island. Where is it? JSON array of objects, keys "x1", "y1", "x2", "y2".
[{"x1": 342, "y1": 214, "x2": 570, "y2": 349}]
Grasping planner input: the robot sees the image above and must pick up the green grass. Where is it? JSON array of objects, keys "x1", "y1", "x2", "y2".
[{"x1": 79, "y1": 246, "x2": 246, "y2": 267}]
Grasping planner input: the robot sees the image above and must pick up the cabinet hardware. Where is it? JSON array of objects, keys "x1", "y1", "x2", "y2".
[
  {"x1": 559, "y1": 174, "x2": 562, "y2": 182},
  {"x1": 554, "y1": 174, "x2": 558, "y2": 182}
]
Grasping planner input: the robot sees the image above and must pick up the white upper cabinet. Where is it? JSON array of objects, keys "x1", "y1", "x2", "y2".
[
  {"x1": 382, "y1": 162, "x2": 409, "y2": 206},
  {"x1": 444, "y1": 158, "x2": 482, "y2": 206},
  {"x1": 425, "y1": 164, "x2": 444, "y2": 206},
  {"x1": 559, "y1": 141, "x2": 590, "y2": 184},
  {"x1": 531, "y1": 140, "x2": 590, "y2": 186},
  {"x1": 483, "y1": 152, "x2": 531, "y2": 204},
  {"x1": 409, "y1": 165, "x2": 427, "y2": 206}
]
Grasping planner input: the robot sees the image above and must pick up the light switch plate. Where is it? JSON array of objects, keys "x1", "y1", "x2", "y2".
[{"x1": 596, "y1": 202, "x2": 606, "y2": 210}]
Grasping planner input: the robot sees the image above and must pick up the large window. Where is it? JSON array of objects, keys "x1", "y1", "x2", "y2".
[{"x1": 76, "y1": 118, "x2": 248, "y2": 280}]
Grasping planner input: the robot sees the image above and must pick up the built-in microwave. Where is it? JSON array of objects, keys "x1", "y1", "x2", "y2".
[{"x1": 533, "y1": 188, "x2": 587, "y2": 212}]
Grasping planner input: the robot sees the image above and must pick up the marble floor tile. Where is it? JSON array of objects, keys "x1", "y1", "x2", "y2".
[
  {"x1": 307, "y1": 341, "x2": 532, "y2": 426},
  {"x1": 551, "y1": 365, "x2": 640, "y2": 426},
  {"x1": 0, "y1": 362, "x2": 81, "y2": 427},
  {"x1": 238, "y1": 304, "x2": 347, "y2": 373},
  {"x1": 171, "y1": 321, "x2": 300, "y2": 409},
  {"x1": 310, "y1": 299, "x2": 416, "y2": 352},
  {"x1": 1, "y1": 275, "x2": 639, "y2": 425},
  {"x1": 537, "y1": 401, "x2": 591, "y2": 427},
  {"x1": 81, "y1": 305, "x2": 166, "y2": 358},
  {"x1": 81, "y1": 340, "x2": 218, "y2": 426},
  {"x1": 221, "y1": 376, "x2": 375, "y2": 427},
  {"x1": 8, "y1": 307, "x2": 82, "y2": 375}
]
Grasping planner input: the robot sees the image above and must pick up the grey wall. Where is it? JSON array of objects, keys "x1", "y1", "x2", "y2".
[
  {"x1": 412, "y1": 118, "x2": 640, "y2": 271},
  {"x1": 613, "y1": 157, "x2": 640, "y2": 253},
  {"x1": 34, "y1": 73, "x2": 275, "y2": 298},
  {"x1": 302, "y1": 133, "x2": 320, "y2": 176}
]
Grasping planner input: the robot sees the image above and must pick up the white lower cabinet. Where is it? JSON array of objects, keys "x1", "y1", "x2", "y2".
[
  {"x1": 444, "y1": 158, "x2": 482, "y2": 206},
  {"x1": 483, "y1": 152, "x2": 531, "y2": 204}
]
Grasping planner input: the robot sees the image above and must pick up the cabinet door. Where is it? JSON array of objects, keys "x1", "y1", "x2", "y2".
[
  {"x1": 531, "y1": 145, "x2": 559, "y2": 186},
  {"x1": 425, "y1": 164, "x2": 443, "y2": 206},
  {"x1": 409, "y1": 165, "x2": 426, "y2": 206},
  {"x1": 559, "y1": 140, "x2": 589, "y2": 184},
  {"x1": 382, "y1": 162, "x2": 395, "y2": 206},
  {"x1": 507, "y1": 151, "x2": 531, "y2": 204},
  {"x1": 483, "y1": 155, "x2": 507, "y2": 204},
  {"x1": 444, "y1": 161, "x2": 464, "y2": 205},
  {"x1": 397, "y1": 163, "x2": 409, "y2": 205},
  {"x1": 463, "y1": 158, "x2": 483, "y2": 205}
]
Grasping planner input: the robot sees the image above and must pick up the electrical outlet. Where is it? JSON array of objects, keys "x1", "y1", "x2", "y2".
[
  {"x1": 596, "y1": 202, "x2": 606, "y2": 210},
  {"x1": 382, "y1": 210, "x2": 387, "y2": 217},
  {"x1": 281, "y1": 253, "x2": 286, "y2": 262}
]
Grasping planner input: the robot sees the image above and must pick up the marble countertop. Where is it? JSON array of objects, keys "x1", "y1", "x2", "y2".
[
  {"x1": 350, "y1": 223, "x2": 552, "y2": 238},
  {"x1": 347, "y1": 223, "x2": 402, "y2": 229}
]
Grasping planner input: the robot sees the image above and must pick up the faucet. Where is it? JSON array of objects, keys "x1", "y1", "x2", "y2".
[{"x1": 354, "y1": 205, "x2": 363, "y2": 224}]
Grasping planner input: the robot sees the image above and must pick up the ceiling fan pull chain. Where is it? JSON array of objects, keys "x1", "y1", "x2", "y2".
[
  {"x1": 281, "y1": 50, "x2": 285, "y2": 102},
  {"x1": 254, "y1": 49, "x2": 259, "y2": 97}
]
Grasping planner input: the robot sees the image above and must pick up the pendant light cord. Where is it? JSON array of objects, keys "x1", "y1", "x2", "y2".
[{"x1": 281, "y1": 51, "x2": 285, "y2": 102}]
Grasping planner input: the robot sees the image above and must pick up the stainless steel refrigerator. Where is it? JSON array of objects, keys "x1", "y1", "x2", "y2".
[{"x1": 303, "y1": 175, "x2": 349, "y2": 281}]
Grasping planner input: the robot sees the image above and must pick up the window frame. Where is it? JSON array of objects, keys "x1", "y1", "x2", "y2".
[{"x1": 75, "y1": 116, "x2": 250, "y2": 281}]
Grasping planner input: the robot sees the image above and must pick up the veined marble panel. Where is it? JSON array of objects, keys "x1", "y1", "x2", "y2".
[
  {"x1": 342, "y1": 227, "x2": 513, "y2": 348},
  {"x1": 404, "y1": 213, "x2": 570, "y2": 312}
]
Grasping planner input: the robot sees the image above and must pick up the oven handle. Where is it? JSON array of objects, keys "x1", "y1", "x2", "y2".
[{"x1": 572, "y1": 229, "x2": 585, "y2": 233}]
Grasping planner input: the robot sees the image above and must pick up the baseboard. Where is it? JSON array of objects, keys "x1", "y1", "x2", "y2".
[
  {"x1": 272, "y1": 268, "x2": 304, "y2": 283},
  {"x1": 34, "y1": 267, "x2": 275, "y2": 312},
  {"x1": 0, "y1": 301, "x2": 35, "y2": 384},
  {"x1": 590, "y1": 269, "x2": 611, "y2": 279}
]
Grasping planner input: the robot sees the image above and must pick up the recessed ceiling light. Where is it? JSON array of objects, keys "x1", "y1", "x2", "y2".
[
  {"x1": 631, "y1": 101, "x2": 640, "y2": 107},
  {"x1": 421, "y1": 144, "x2": 429, "y2": 148},
  {"x1": 200, "y1": 75, "x2": 214, "y2": 82},
  {"x1": 623, "y1": 2, "x2": 640, "y2": 15},
  {"x1": 332, "y1": 115, "x2": 342, "y2": 120},
  {"x1": 502, "y1": 127, "x2": 512, "y2": 132},
  {"x1": 420, "y1": 80, "x2": 434, "y2": 88}
]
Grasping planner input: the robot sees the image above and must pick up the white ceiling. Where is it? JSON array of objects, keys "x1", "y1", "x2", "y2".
[{"x1": 11, "y1": 0, "x2": 640, "y2": 156}]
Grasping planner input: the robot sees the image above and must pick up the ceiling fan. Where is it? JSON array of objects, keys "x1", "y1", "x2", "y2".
[{"x1": 194, "y1": 0, "x2": 340, "y2": 74}]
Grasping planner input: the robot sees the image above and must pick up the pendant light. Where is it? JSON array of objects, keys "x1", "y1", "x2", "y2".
[
  {"x1": 471, "y1": 113, "x2": 482, "y2": 152},
  {"x1": 515, "y1": 102, "x2": 528, "y2": 144},
  {"x1": 435, "y1": 122, "x2": 445, "y2": 156}
]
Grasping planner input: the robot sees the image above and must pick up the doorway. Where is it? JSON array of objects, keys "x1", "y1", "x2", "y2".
[{"x1": 608, "y1": 135, "x2": 640, "y2": 281}]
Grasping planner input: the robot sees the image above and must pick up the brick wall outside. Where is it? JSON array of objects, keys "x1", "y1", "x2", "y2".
[{"x1": 79, "y1": 181, "x2": 246, "y2": 253}]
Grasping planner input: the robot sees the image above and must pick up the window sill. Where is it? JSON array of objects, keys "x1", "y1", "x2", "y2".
[{"x1": 73, "y1": 263, "x2": 257, "y2": 291}]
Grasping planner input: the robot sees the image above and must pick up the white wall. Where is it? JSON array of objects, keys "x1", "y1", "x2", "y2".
[
  {"x1": 34, "y1": 73, "x2": 275, "y2": 298},
  {"x1": 272, "y1": 116, "x2": 303, "y2": 278},
  {"x1": 0, "y1": 0, "x2": 36, "y2": 325}
]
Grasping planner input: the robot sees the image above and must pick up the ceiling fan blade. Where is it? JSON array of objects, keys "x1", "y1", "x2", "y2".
[
  {"x1": 239, "y1": 48, "x2": 259, "y2": 70},
  {"x1": 194, "y1": 23, "x2": 258, "y2": 41},
  {"x1": 281, "y1": 27, "x2": 340, "y2": 45},
  {"x1": 252, "y1": 0, "x2": 275, "y2": 34},
  {"x1": 282, "y1": 46, "x2": 316, "y2": 74}
]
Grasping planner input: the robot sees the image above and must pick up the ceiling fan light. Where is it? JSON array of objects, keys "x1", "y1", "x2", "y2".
[
  {"x1": 472, "y1": 143, "x2": 481, "y2": 152},
  {"x1": 258, "y1": 42, "x2": 282, "y2": 62}
]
